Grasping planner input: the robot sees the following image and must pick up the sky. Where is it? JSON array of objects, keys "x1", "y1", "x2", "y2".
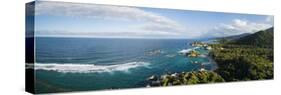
[{"x1": 33, "y1": 1, "x2": 274, "y2": 39}]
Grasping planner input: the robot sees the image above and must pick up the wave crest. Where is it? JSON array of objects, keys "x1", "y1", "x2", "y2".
[
  {"x1": 30, "y1": 62, "x2": 150, "y2": 73},
  {"x1": 178, "y1": 47, "x2": 199, "y2": 54}
]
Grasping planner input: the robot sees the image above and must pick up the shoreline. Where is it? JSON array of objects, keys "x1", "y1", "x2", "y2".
[{"x1": 146, "y1": 41, "x2": 222, "y2": 87}]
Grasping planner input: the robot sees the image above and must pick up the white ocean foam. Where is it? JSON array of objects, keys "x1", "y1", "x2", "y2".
[
  {"x1": 30, "y1": 62, "x2": 150, "y2": 73},
  {"x1": 178, "y1": 49, "x2": 192, "y2": 54},
  {"x1": 178, "y1": 47, "x2": 199, "y2": 54}
]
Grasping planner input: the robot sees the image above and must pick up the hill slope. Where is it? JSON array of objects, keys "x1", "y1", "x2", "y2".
[
  {"x1": 221, "y1": 33, "x2": 251, "y2": 40},
  {"x1": 234, "y1": 27, "x2": 273, "y2": 48}
]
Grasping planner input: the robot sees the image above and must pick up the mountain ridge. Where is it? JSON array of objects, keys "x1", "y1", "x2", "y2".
[{"x1": 234, "y1": 27, "x2": 273, "y2": 48}]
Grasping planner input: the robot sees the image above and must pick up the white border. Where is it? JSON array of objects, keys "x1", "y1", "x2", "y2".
[{"x1": 0, "y1": 0, "x2": 280, "y2": 95}]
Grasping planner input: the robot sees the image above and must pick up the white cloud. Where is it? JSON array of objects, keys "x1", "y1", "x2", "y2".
[
  {"x1": 35, "y1": 1, "x2": 186, "y2": 38},
  {"x1": 36, "y1": 29, "x2": 181, "y2": 38},
  {"x1": 266, "y1": 16, "x2": 274, "y2": 22},
  {"x1": 205, "y1": 19, "x2": 272, "y2": 37}
]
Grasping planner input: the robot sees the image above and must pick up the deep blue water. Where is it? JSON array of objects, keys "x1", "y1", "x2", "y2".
[{"x1": 34, "y1": 37, "x2": 215, "y2": 93}]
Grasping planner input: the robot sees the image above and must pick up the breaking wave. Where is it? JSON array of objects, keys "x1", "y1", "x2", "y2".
[
  {"x1": 178, "y1": 47, "x2": 199, "y2": 54},
  {"x1": 28, "y1": 62, "x2": 150, "y2": 73}
]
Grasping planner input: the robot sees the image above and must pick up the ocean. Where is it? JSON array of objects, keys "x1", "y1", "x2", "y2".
[{"x1": 34, "y1": 37, "x2": 215, "y2": 93}]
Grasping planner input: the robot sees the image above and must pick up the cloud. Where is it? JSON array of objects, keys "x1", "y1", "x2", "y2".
[
  {"x1": 205, "y1": 19, "x2": 272, "y2": 37},
  {"x1": 35, "y1": 1, "x2": 186, "y2": 38},
  {"x1": 266, "y1": 16, "x2": 274, "y2": 22},
  {"x1": 36, "y1": 29, "x2": 181, "y2": 38}
]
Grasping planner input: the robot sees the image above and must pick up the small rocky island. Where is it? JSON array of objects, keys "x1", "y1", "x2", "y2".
[{"x1": 186, "y1": 50, "x2": 200, "y2": 57}]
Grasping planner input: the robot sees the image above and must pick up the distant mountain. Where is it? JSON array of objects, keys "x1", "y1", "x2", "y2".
[
  {"x1": 219, "y1": 33, "x2": 252, "y2": 40},
  {"x1": 234, "y1": 27, "x2": 273, "y2": 48}
]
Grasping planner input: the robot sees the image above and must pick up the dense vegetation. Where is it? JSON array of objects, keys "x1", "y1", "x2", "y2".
[
  {"x1": 159, "y1": 71, "x2": 224, "y2": 86},
  {"x1": 235, "y1": 27, "x2": 273, "y2": 48},
  {"x1": 150, "y1": 71, "x2": 224, "y2": 86},
  {"x1": 210, "y1": 27, "x2": 274, "y2": 81},
  {"x1": 209, "y1": 44, "x2": 273, "y2": 81}
]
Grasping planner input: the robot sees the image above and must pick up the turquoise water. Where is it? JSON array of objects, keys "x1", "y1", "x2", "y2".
[{"x1": 34, "y1": 37, "x2": 215, "y2": 93}]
